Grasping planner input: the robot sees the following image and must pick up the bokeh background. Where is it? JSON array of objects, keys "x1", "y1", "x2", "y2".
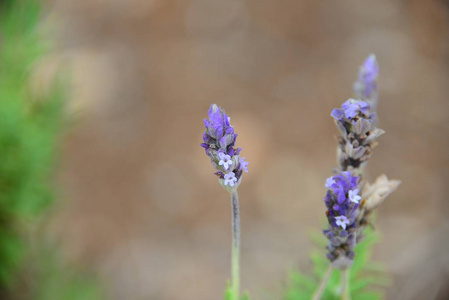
[{"x1": 33, "y1": 0, "x2": 449, "y2": 299}]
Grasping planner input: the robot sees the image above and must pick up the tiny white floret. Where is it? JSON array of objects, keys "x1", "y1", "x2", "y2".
[
  {"x1": 335, "y1": 216, "x2": 350, "y2": 230},
  {"x1": 218, "y1": 152, "x2": 233, "y2": 170},
  {"x1": 224, "y1": 172, "x2": 238, "y2": 187},
  {"x1": 348, "y1": 189, "x2": 361, "y2": 204}
]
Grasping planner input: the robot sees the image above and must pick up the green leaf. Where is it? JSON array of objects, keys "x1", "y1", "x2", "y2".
[
  {"x1": 0, "y1": 1, "x2": 100, "y2": 299},
  {"x1": 224, "y1": 283, "x2": 233, "y2": 300},
  {"x1": 285, "y1": 228, "x2": 389, "y2": 300}
]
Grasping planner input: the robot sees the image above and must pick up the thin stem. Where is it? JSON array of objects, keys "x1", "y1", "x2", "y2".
[
  {"x1": 231, "y1": 191, "x2": 240, "y2": 300},
  {"x1": 341, "y1": 269, "x2": 351, "y2": 300},
  {"x1": 312, "y1": 265, "x2": 333, "y2": 300}
]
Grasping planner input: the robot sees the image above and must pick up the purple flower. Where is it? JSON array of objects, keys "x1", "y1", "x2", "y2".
[
  {"x1": 330, "y1": 97, "x2": 385, "y2": 173},
  {"x1": 341, "y1": 99, "x2": 370, "y2": 119},
  {"x1": 331, "y1": 108, "x2": 344, "y2": 121},
  {"x1": 323, "y1": 171, "x2": 361, "y2": 266},
  {"x1": 361, "y1": 54, "x2": 378, "y2": 88},
  {"x1": 342, "y1": 99, "x2": 357, "y2": 118},
  {"x1": 358, "y1": 101, "x2": 370, "y2": 115},
  {"x1": 345, "y1": 104, "x2": 360, "y2": 119},
  {"x1": 224, "y1": 172, "x2": 238, "y2": 186},
  {"x1": 201, "y1": 104, "x2": 248, "y2": 190},
  {"x1": 205, "y1": 105, "x2": 226, "y2": 139},
  {"x1": 202, "y1": 104, "x2": 236, "y2": 151},
  {"x1": 332, "y1": 98, "x2": 384, "y2": 171},
  {"x1": 335, "y1": 216, "x2": 350, "y2": 230},
  {"x1": 325, "y1": 177, "x2": 335, "y2": 188},
  {"x1": 324, "y1": 172, "x2": 359, "y2": 223},
  {"x1": 331, "y1": 99, "x2": 371, "y2": 124},
  {"x1": 354, "y1": 54, "x2": 378, "y2": 100},
  {"x1": 239, "y1": 157, "x2": 249, "y2": 173}
]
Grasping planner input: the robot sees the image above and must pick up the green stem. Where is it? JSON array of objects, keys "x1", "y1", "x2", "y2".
[
  {"x1": 312, "y1": 265, "x2": 333, "y2": 300},
  {"x1": 231, "y1": 191, "x2": 240, "y2": 300},
  {"x1": 341, "y1": 269, "x2": 351, "y2": 300}
]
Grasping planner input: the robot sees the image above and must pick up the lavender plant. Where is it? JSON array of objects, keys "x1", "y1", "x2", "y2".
[
  {"x1": 201, "y1": 104, "x2": 249, "y2": 300},
  {"x1": 286, "y1": 55, "x2": 400, "y2": 300}
]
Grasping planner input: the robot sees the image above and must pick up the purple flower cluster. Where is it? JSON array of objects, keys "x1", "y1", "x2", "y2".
[
  {"x1": 324, "y1": 172, "x2": 361, "y2": 225},
  {"x1": 331, "y1": 99, "x2": 370, "y2": 121},
  {"x1": 201, "y1": 104, "x2": 248, "y2": 191},
  {"x1": 324, "y1": 171, "x2": 362, "y2": 269},
  {"x1": 330, "y1": 98, "x2": 384, "y2": 173},
  {"x1": 323, "y1": 171, "x2": 361, "y2": 268}
]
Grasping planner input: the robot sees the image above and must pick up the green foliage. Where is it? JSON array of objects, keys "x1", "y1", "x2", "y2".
[
  {"x1": 31, "y1": 245, "x2": 102, "y2": 300},
  {"x1": 285, "y1": 229, "x2": 390, "y2": 300},
  {"x1": 0, "y1": 0, "x2": 63, "y2": 287},
  {"x1": 224, "y1": 283, "x2": 250, "y2": 300},
  {"x1": 0, "y1": 1, "x2": 101, "y2": 299}
]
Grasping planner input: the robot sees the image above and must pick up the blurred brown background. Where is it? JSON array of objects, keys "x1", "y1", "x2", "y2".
[{"x1": 45, "y1": 0, "x2": 449, "y2": 299}]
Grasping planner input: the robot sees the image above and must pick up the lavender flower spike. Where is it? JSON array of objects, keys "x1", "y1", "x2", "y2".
[
  {"x1": 201, "y1": 104, "x2": 248, "y2": 192},
  {"x1": 332, "y1": 98, "x2": 385, "y2": 174},
  {"x1": 323, "y1": 171, "x2": 361, "y2": 269},
  {"x1": 201, "y1": 104, "x2": 249, "y2": 300}
]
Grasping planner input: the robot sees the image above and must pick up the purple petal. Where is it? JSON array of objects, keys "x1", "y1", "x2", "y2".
[
  {"x1": 362, "y1": 54, "x2": 378, "y2": 83},
  {"x1": 219, "y1": 134, "x2": 234, "y2": 148},
  {"x1": 331, "y1": 108, "x2": 344, "y2": 120},
  {"x1": 342, "y1": 99, "x2": 352, "y2": 110},
  {"x1": 344, "y1": 103, "x2": 360, "y2": 119},
  {"x1": 358, "y1": 101, "x2": 370, "y2": 115}
]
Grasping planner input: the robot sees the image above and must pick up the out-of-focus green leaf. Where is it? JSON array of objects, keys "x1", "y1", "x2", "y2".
[
  {"x1": 0, "y1": 1, "x2": 101, "y2": 299},
  {"x1": 285, "y1": 228, "x2": 389, "y2": 300}
]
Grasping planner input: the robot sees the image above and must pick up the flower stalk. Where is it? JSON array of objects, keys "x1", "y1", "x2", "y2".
[
  {"x1": 201, "y1": 104, "x2": 248, "y2": 299},
  {"x1": 311, "y1": 265, "x2": 333, "y2": 300},
  {"x1": 341, "y1": 269, "x2": 351, "y2": 300},
  {"x1": 231, "y1": 191, "x2": 240, "y2": 300}
]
